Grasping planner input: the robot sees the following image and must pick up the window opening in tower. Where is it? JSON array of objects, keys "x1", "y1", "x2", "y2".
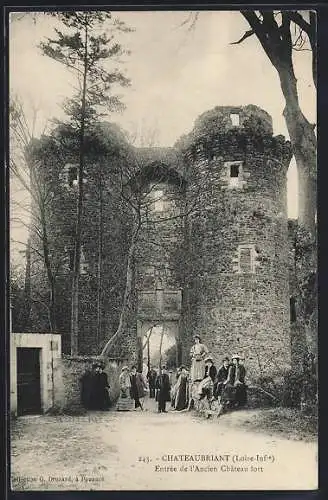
[{"x1": 230, "y1": 113, "x2": 240, "y2": 126}]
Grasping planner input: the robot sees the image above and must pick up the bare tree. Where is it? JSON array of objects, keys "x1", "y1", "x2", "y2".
[
  {"x1": 178, "y1": 10, "x2": 316, "y2": 236},
  {"x1": 40, "y1": 11, "x2": 132, "y2": 354},
  {"x1": 125, "y1": 118, "x2": 161, "y2": 148},
  {"x1": 9, "y1": 95, "x2": 59, "y2": 330},
  {"x1": 234, "y1": 11, "x2": 316, "y2": 235},
  {"x1": 100, "y1": 148, "x2": 205, "y2": 358}
]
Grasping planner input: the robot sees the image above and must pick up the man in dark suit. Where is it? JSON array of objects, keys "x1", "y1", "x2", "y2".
[
  {"x1": 147, "y1": 366, "x2": 157, "y2": 399},
  {"x1": 155, "y1": 365, "x2": 171, "y2": 413}
]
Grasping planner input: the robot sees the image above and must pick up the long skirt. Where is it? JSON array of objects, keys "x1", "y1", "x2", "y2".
[
  {"x1": 117, "y1": 389, "x2": 133, "y2": 411},
  {"x1": 190, "y1": 359, "x2": 205, "y2": 382},
  {"x1": 175, "y1": 379, "x2": 188, "y2": 411}
]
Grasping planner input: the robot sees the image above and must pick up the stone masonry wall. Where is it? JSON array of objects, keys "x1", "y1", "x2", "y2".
[
  {"x1": 55, "y1": 356, "x2": 126, "y2": 413},
  {"x1": 182, "y1": 106, "x2": 292, "y2": 381}
]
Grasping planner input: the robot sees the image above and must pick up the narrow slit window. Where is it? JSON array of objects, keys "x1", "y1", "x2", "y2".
[
  {"x1": 230, "y1": 164, "x2": 239, "y2": 178},
  {"x1": 238, "y1": 245, "x2": 256, "y2": 274},
  {"x1": 230, "y1": 113, "x2": 240, "y2": 126},
  {"x1": 153, "y1": 190, "x2": 164, "y2": 212},
  {"x1": 80, "y1": 247, "x2": 88, "y2": 275},
  {"x1": 290, "y1": 297, "x2": 297, "y2": 323},
  {"x1": 239, "y1": 248, "x2": 252, "y2": 273},
  {"x1": 227, "y1": 161, "x2": 243, "y2": 188}
]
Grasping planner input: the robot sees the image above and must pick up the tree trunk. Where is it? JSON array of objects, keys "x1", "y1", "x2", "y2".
[
  {"x1": 147, "y1": 336, "x2": 150, "y2": 372},
  {"x1": 143, "y1": 326, "x2": 154, "y2": 350},
  {"x1": 159, "y1": 325, "x2": 165, "y2": 369},
  {"x1": 22, "y1": 235, "x2": 32, "y2": 329},
  {"x1": 100, "y1": 224, "x2": 140, "y2": 357},
  {"x1": 96, "y1": 172, "x2": 103, "y2": 348},
  {"x1": 240, "y1": 11, "x2": 317, "y2": 235},
  {"x1": 41, "y1": 209, "x2": 57, "y2": 332},
  {"x1": 70, "y1": 24, "x2": 88, "y2": 355},
  {"x1": 296, "y1": 164, "x2": 317, "y2": 234},
  {"x1": 278, "y1": 63, "x2": 317, "y2": 235}
]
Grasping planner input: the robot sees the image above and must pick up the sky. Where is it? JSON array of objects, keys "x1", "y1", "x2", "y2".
[{"x1": 9, "y1": 10, "x2": 317, "y2": 262}]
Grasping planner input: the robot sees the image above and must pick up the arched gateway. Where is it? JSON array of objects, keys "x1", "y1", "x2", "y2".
[
  {"x1": 132, "y1": 148, "x2": 186, "y2": 371},
  {"x1": 124, "y1": 106, "x2": 293, "y2": 379}
]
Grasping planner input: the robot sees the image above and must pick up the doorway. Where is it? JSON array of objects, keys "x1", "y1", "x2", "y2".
[
  {"x1": 142, "y1": 324, "x2": 178, "y2": 373},
  {"x1": 16, "y1": 347, "x2": 42, "y2": 416}
]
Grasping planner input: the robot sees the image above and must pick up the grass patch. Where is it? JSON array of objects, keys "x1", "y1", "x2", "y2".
[{"x1": 239, "y1": 407, "x2": 317, "y2": 441}]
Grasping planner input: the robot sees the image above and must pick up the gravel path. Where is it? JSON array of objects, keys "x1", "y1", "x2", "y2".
[{"x1": 11, "y1": 398, "x2": 318, "y2": 491}]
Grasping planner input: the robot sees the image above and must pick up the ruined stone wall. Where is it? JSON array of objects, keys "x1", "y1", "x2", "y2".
[
  {"x1": 131, "y1": 153, "x2": 187, "y2": 367},
  {"x1": 135, "y1": 181, "x2": 185, "y2": 294},
  {"x1": 26, "y1": 108, "x2": 294, "y2": 379},
  {"x1": 181, "y1": 106, "x2": 292, "y2": 380},
  {"x1": 56, "y1": 356, "x2": 126, "y2": 413}
]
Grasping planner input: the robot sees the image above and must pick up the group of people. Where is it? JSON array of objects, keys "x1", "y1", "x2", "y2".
[
  {"x1": 117, "y1": 364, "x2": 171, "y2": 413},
  {"x1": 190, "y1": 335, "x2": 247, "y2": 410},
  {"x1": 116, "y1": 334, "x2": 247, "y2": 414},
  {"x1": 81, "y1": 362, "x2": 111, "y2": 411},
  {"x1": 80, "y1": 333, "x2": 247, "y2": 414}
]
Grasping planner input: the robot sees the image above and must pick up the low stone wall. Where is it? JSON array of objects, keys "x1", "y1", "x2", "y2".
[{"x1": 54, "y1": 355, "x2": 127, "y2": 414}]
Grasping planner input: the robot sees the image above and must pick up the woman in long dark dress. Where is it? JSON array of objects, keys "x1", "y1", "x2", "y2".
[
  {"x1": 91, "y1": 363, "x2": 111, "y2": 410},
  {"x1": 174, "y1": 366, "x2": 189, "y2": 411}
]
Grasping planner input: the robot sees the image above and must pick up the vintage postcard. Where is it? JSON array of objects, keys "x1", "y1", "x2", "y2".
[{"x1": 8, "y1": 8, "x2": 318, "y2": 491}]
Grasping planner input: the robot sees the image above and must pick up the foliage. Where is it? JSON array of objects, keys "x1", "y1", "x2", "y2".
[
  {"x1": 39, "y1": 11, "x2": 132, "y2": 353},
  {"x1": 40, "y1": 11, "x2": 132, "y2": 128},
  {"x1": 22, "y1": 119, "x2": 133, "y2": 348},
  {"x1": 289, "y1": 219, "x2": 317, "y2": 359},
  {"x1": 251, "y1": 364, "x2": 317, "y2": 413},
  {"x1": 10, "y1": 265, "x2": 26, "y2": 332},
  {"x1": 163, "y1": 344, "x2": 177, "y2": 369}
]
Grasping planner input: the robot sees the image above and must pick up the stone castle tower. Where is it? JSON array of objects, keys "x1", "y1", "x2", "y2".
[
  {"x1": 27, "y1": 104, "x2": 292, "y2": 381},
  {"x1": 181, "y1": 105, "x2": 292, "y2": 377},
  {"x1": 130, "y1": 105, "x2": 292, "y2": 379}
]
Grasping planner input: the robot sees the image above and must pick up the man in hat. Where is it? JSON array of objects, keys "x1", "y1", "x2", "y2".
[
  {"x1": 130, "y1": 365, "x2": 147, "y2": 410},
  {"x1": 155, "y1": 365, "x2": 171, "y2": 413},
  {"x1": 147, "y1": 365, "x2": 157, "y2": 399}
]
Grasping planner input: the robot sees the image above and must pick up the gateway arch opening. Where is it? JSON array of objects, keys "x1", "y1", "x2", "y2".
[{"x1": 142, "y1": 324, "x2": 178, "y2": 375}]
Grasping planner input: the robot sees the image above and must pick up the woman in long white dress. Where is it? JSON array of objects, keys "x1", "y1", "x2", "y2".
[
  {"x1": 190, "y1": 335, "x2": 209, "y2": 382},
  {"x1": 117, "y1": 366, "x2": 133, "y2": 411}
]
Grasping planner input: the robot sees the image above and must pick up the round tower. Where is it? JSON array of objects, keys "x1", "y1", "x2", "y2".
[{"x1": 179, "y1": 105, "x2": 292, "y2": 379}]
